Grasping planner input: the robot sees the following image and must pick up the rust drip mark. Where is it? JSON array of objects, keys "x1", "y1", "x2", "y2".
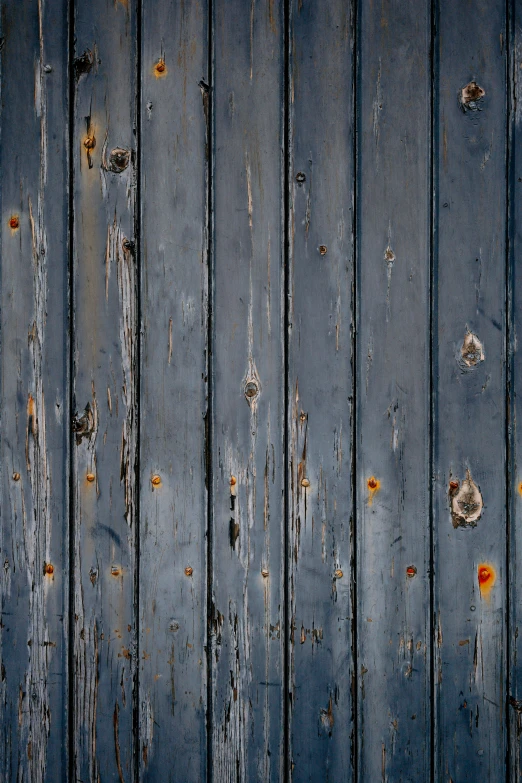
[
  {"x1": 113, "y1": 702, "x2": 125, "y2": 783},
  {"x1": 478, "y1": 563, "x2": 496, "y2": 601},
  {"x1": 460, "y1": 329, "x2": 484, "y2": 369},
  {"x1": 450, "y1": 469, "x2": 483, "y2": 528},
  {"x1": 367, "y1": 476, "x2": 380, "y2": 506},
  {"x1": 73, "y1": 49, "x2": 94, "y2": 81},
  {"x1": 154, "y1": 58, "x2": 167, "y2": 78},
  {"x1": 9, "y1": 215, "x2": 19, "y2": 230},
  {"x1": 319, "y1": 696, "x2": 334, "y2": 737},
  {"x1": 459, "y1": 80, "x2": 485, "y2": 112}
]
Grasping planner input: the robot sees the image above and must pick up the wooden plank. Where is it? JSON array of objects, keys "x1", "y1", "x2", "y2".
[
  {"x1": 287, "y1": 2, "x2": 354, "y2": 779},
  {"x1": 356, "y1": 1, "x2": 431, "y2": 779},
  {"x1": 138, "y1": 2, "x2": 208, "y2": 779},
  {"x1": 509, "y1": 1, "x2": 521, "y2": 778},
  {"x1": 0, "y1": 2, "x2": 70, "y2": 781},
  {"x1": 210, "y1": 1, "x2": 285, "y2": 779},
  {"x1": 434, "y1": 1, "x2": 507, "y2": 779},
  {"x1": 71, "y1": 2, "x2": 138, "y2": 780}
]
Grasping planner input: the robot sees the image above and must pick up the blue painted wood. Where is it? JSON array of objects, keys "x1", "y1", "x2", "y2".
[
  {"x1": 71, "y1": 0, "x2": 138, "y2": 779},
  {"x1": 434, "y1": 1, "x2": 508, "y2": 780},
  {"x1": 210, "y1": 0, "x2": 285, "y2": 779},
  {"x1": 0, "y1": 2, "x2": 70, "y2": 780},
  {"x1": 287, "y1": 2, "x2": 355, "y2": 779},
  {"x1": 356, "y1": 1, "x2": 432, "y2": 779},
  {"x1": 138, "y1": 0, "x2": 209, "y2": 779}
]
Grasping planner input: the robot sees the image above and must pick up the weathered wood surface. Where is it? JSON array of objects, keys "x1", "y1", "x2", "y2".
[
  {"x1": 356, "y1": 1, "x2": 431, "y2": 780},
  {"x1": 139, "y1": 1, "x2": 208, "y2": 779},
  {"x1": 287, "y1": 1, "x2": 354, "y2": 779},
  {"x1": 0, "y1": 2, "x2": 69, "y2": 781},
  {"x1": 0, "y1": 0, "x2": 520, "y2": 780},
  {"x1": 71, "y1": 1, "x2": 138, "y2": 779},
  {"x1": 210, "y1": 1, "x2": 285, "y2": 779},
  {"x1": 434, "y1": 2, "x2": 508, "y2": 780}
]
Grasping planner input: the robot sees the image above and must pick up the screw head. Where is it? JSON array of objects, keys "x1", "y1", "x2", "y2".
[
  {"x1": 151, "y1": 474, "x2": 161, "y2": 486},
  {"x1": 319, "y1": 245, "x2": 327, "y2": 255},
  {"x1": 185, "y1": 566, "x2": 193, "y2": 577},
  {"x1": 12, "y1": 472, "x2": 20, "y2": 481},
  {"x1": 86, "y1": 473, "x2": 95, "y2": 483},
  {"x1": 334, "y1": 569, "x2": 343, "y2": 579},
  {"x1": 9, "y1": 216, "x2": 19, "y2": 229},
  {"x1": 301, "y1": 478, "x2": 310, "y2": 488},
  {"x1": 83, "y1": 136, "x2": 96, "y2": 150}
]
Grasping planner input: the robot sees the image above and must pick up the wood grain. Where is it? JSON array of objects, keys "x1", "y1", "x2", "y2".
[
  {"x1": 138, "y1": 1, "x2": 209, "y2": 779},
  {"x1": 287, "y1": 1, "x2": 355, "y2": 779},
  {"x1": 71, "y1": 1, "x2": 138, "y2": 779},
  {"x1": 210, "y1": 1, "x2": 285, "y2": 779},
  {"x1": 434, "y1": 2, "x2": 507, "y2": 779},
  {"x1": 0, "y1": 2, "x2": 70, "y2": 780}
]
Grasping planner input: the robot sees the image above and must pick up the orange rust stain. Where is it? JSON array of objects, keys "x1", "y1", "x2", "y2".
[
  {"x1": 151, "y1": 474, "x2": 161, "y2": 486},
  {"x1": 154, "y1": 59, "x2": 167, "y2": 78},
  {"x1": 478, "y1": 563, "x2": 496, "y2": 600},
  {"x1": 230, "y1": 476, "x2": 237, "y2": 486},
  {"x1": 518, "y1": 481, "x2": 522, "y2": 496},
  {"x1": 9, "y1": 215, "x2": 19, "y2": 230},
  {"x1": 367, "y1": 476, "x2": 380, "y2": 505},
  {"x1": 83, "y1": 135, "x2": 96, "y2": 150}
]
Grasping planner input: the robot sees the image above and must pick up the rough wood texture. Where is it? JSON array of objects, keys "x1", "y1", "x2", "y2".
[
  {"x1": 138, "y1": 1, "x2": 208, "y2": 779},
  {"x1": 0, "y1": 1, "x2": 519, "y2": 780},
  {"x1": 356, "y1": 1, "x2": 431, "y2": 779},
  {"x1": 71, "y1": 1, "x2": 138, "y2": 780},
  {"x1": 287, "y1": 2, "x2": 355, "y2": 779},
  {"x1": 210, "y1": 1, "x2": 285, "y2": 779},
  {"x1": 0, "y1": 2, "x2": 69, "y2": 781},
  {"x1": 434, "y1": 1, "x2": 507, "y2": 779}
]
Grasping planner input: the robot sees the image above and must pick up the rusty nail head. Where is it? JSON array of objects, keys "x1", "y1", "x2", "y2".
[
  {"x1": 44, "y1": 563, "x2": 54, "y2": 576},
  {"x1": 185, "y1": 566, "x2": 193, "y2": 576},
  {"x1": 319, "y1": 245, "x2": 327, "y2": 256},
  {"x1": 83, "y1": 136, "x2": 96, "y2": 150},
  {"x1": 151, "y1": 474, "x2": 161, "y2": 486},
  {"x1": 13, "y1": 472, "x2": 20, "y2": 481},
  {"x1": 261, "y1": 568, "x2": 269, "y2": 577},
  {"x1": 368, "y1": 477, "x2": 378, "y2": 490},
  {"x1": 406, "y1": 565, "x2": 417, "y2": 578},
  {"x1": 230, "y1": 476, "x2": 237, "y2": 486},
  {"x1": 334, "y1": 569, "x2": 343, "y2": 579},
  {"x1": 86, "y1": 473, "x2": 95, "y2": 482},
  {"x1": 155, "y1": 60, "x2": 166, "y2": 73},
  {"x1": 449, "y1": 480, "x2": 459, "y2": 490},
  {"x1": 301, "y1": 478, "x2": 310, "y2": 488},
  {"x1": 122, "y1": 238, "x2": 135, "y2": 251},
  {"x1": 245, "y1": 381, "x2": 258, "y2": 398},
  {"x1": 478, "y1": 566, "x2": 491, "y2": 584},
  {"x1": 9, "y1": 216, "x2": 19, "y2": 229},
  {"x1": 111, "y1": 565, "x2": 121, "y2": 576}
]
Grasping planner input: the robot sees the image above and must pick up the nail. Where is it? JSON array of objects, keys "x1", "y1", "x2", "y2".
[
  {"x1": 319, "y1": 245, "x2": 327, "y2": 255},
  {"x1": 301, "y1": 478, "x2": 310, "y2": 488},
  {"x1": 83, "y1": 136, "x2": 96, "y2": 150},
  {"x1": 261, "y1": 568, "x2": 269, "y2": 577},
  {"x1": 44, "y1": 563, "x2": 54, "y2": 576},
  {"x1": 368, "y1": 477, "x2": 378, "y2": 490},
  {"x1": 151, "y1": 474, "x2": 161, "y2": 486},
  {"x1": 245, "y1": 381, "x2": 259, "y2": 398},
  {"x1": 9, "y1": 216, "x2": 19, "y2": 229},
  {"x1": 334, "y1": 569, "x2": 343, "y2": 579},
  {"x1": 13, "y1": 472, "x2": 20, "y2": 481},
  {"x1": 406, "y1": 565, "x2": 417, "y2": 578},
  {"x1": 296, "y1": 172, "x2": 306, "y2": 183},
  {"x1": 86, "y1": 473, "x2": 95, "y2": 482},
  {"x1": 230, "y1": 476, "x2": 237, "y2": 486},
  {"x1": 185, "y1": 566, "x2": 193, "y2": 576}
]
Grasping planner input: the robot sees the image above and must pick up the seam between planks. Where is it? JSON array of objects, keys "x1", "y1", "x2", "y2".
[{"x1": 283, "y1": 0, "x2": 290, "y2": 780}]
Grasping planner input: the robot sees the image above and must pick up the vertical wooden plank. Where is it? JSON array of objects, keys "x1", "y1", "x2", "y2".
[
  {"x1": 0, "y1": 2, "x2": 69, "y2": 781},
  {"x1": 434, "y1": 2, "x2": 507, "y2": 779},
  {"x1": 356, "y1": 1, "x2": 431, "y2": 779},
  {"x1": 287, "y1": 2, "x2": 354, "y2": 779},
  {"x1": 211, "y1": 1, "x2": 285, "y2": 779},
  {"x1": 71, "y1": 1, "x2": 138, "y2": 780},
  {"x1": 138, "y1": 1, "x2": 208, "y2": 779}
]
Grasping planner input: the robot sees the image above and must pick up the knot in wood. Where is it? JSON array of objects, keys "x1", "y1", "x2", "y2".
[
  {"x1": 459, "y1": 81, "x2": 485, "y2": 112},
  {"x1": 108, "y1": 147, "x2": 130, "y2": 173},
  {"x1": 72, "y1": 404, "x2": 94, "y2": 443}
]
